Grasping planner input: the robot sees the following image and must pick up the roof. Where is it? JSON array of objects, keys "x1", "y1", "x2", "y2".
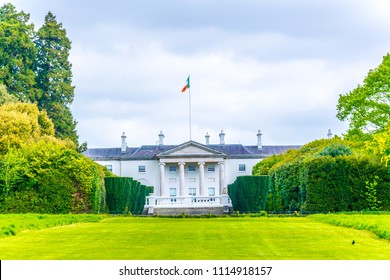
[{"x1": 83, "y1": 140, "x2": 301, "y2": 161}]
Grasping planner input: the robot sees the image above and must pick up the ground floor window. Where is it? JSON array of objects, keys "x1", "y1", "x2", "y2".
[
  {"x1": 169, "y1": 188, "x2": 176, "y2": 202},
  {"x1": 169, "y1": 188, "x2": 176, "y2": 196},
  {"x1": 188, "y1": 188, "x2": 196, "y2": 196},
  {"x1": 208, "y1": 187, "x2": 215, "y2": 196}
]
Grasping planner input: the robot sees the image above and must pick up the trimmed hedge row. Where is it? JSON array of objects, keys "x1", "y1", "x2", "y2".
[
  {"x1": 303, "y1": 156, "x2": 390, "y2": 212},
  {"x1": 228, "y1": 176, "x2": 269, "y2": 213},
  {"x1": 268, "y1": 155, "x2": 390, "y2": 213},
  {"x1": 104, "y1": 177, "x2": 153, "y2": 215}
]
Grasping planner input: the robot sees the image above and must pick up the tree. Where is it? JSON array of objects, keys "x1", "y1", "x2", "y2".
[
  {"x1": 0, "y1": 4, "x2": 40, "y2": 101},
  {"x1": 366, "y1": 121, "x2": 390, "y2": 167},
  {"x1": 35, "y1": 12, "x2": 78, "y2": 145},
  {"x1": 337, "y1": 53, "x2": 390, "y2": 139},
  {"x1": 0, "y1": 83, "x2": 17, "y2": 105},
  {"x1": 0, "y1": 102, "x2": 55, "y2": 154}
]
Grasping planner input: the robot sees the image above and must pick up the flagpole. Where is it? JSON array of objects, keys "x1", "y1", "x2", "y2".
[{"x1": 189, "y1": 85, "x2": 192, "y2": 140}]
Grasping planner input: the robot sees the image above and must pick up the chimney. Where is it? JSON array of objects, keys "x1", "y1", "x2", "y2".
[
  {"x1": 257, "y1": 130, "x2": 263, "y2": 150},
  {"x1": 205, "y1": 132, "x2": 210, "y2": 145},
  {"x1": 327, "y1": 129, "x2": 332, "y2": 139},
  {"x1": 121, "y1": 132, "x2": 127, "y2": 153},
  {"x1": 158, "y1": 131, "x2": 165, "y2": 146},
  {"x1": 219, "y1": 130, "x2": 225, "y2": 145}
]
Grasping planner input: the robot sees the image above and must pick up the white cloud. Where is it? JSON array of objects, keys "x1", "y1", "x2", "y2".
[{"x1": 5, "y1": 0, "x2": 390, "y2": 148}]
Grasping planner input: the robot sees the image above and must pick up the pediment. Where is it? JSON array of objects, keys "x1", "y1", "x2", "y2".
[{"x1": 157, "y1": 141, "x2": 226, "y2": 158}]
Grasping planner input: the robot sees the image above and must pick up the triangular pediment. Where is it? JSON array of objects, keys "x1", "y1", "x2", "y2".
[{"x1": 157, "y1": 140, "x2": 226, "y2": 158}]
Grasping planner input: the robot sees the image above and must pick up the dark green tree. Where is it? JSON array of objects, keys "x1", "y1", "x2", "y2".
[
  {"x1": 0, "y1": 3, "x2": 39, "y2": 101},
  {"x1": 337, "y1": 53, "x2": 390, "y2": 139},
  {"x1": 35, "y1": 12, "x2": 78, "y2": 145}
]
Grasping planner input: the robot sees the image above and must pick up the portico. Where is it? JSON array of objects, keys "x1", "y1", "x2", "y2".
[{"x1": 155, "y1": 141, "x2": 227, "y2": 199}]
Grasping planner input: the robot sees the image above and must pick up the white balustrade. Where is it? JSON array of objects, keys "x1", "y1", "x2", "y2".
[{"x1": 146, "y1": 195, "x2": 231, "y2": 207}]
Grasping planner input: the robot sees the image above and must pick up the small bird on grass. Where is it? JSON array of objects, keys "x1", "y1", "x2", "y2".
[{"x1": 352, "y1": 240, "x2": 355, "y2": 245}]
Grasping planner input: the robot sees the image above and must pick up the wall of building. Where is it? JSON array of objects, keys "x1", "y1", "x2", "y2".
[
  {"x1": 224, "y1": 158, "x2": 260, "y2": 185},
  {"x1": 96, "y1": 157, "x2": 263, "y2": 197}
]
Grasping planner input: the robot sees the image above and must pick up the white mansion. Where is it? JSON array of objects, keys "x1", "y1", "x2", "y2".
[{"x1": 84, "y1": 130, "x2": 301, "y2": 215}]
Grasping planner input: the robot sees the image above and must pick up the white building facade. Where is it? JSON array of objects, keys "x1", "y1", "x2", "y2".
[{"x1": 84, "y1": 130, "x2": 300, "y2": 215}]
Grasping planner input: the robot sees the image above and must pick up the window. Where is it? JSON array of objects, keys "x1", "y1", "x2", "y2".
[
  {"x1": 169, "y1": 165, "x2": 176, "y2": 172},
  {"x1": 169, "y1": 188, "x2": 176, "y2": 196},
  {"x1": 207, "y1": 165, "x2": 215, "y2": 172},
  {"x1": 169, "y1": 188, "x2": 176, "y2": 202},
  {"x1": 105, "y1": 165, "x2": 112, "y2": 172},
  {"x1": 238, "y1": 164, "x2": 246, "y2": 172},
  {"x1": 138, "y1": 165, "x2": 146, "y2": 173},
  {"x1": 188, "y1": 188, "x2": 196, "y2": 196},
  {"x1": 208, "y1": 187, "x2": 215, "y2": 196},
  {"x1": 188, "y1": 165, "x2": 196, "y2": 172}
]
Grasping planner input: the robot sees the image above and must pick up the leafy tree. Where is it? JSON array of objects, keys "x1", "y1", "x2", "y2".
[
  {"x1": 337, "y1": 53, "x2": 390, "y2": 138},
  {"x1": 0, "y1": 102, "x2": 55, "y2": 154},
  {"x1": 366, "y1": 121, "x2": 390, "y2": 167},
  {"x1": 0, "y1": 4, "x2": 39, "y2": 101},
  {"x1": 35, "y1": 12, "x2": 78, "y2": 144},
  {"x1": 318, "y1": 143, "x2": 352, "y2": 157},
  {"x1": 0, "y1": 83, "x2": 17, "y2": 105},
  {"x1": 0, "y1": 147, "x2": 28, "y2": 197},
  {"x1": 0, "y1": 4, "x2": 81, "y2": 148}
]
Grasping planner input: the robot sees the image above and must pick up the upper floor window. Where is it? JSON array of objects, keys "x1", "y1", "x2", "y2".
[
  {"x1": 188, "y1": 165, "x2": 196, "y2": 172},
  {"x1": 238, "y1": 164, "x2": 246, "y2": 172},
  {"x1": 138, "y1": 165, "x2": 146, "y2": 173},
  {"x1": 169, "y1": 165, "x2": 177, "y2": 172},
  {"x1": 105, "y1": 165, "x2": 113, "y2": 172},
  {"x1": 207, "y1": 165, "x2": 215, "y2": 172}
]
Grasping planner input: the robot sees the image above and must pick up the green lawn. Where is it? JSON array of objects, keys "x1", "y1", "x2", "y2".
[{"x1": 0, "y1": 215, "x2": 389, "y2": 260}]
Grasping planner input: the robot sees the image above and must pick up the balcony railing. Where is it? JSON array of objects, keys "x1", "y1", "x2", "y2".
[{"x1": 146, "y1": 194, "x2": 231, "y2": 207}]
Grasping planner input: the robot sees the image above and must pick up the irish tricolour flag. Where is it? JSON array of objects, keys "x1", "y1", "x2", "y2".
[{"x1": 181, "y1": 75, "x2": 190, "y2": 92}]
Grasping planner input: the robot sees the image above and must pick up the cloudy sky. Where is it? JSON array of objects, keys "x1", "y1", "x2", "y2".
[{"x1": 4, "y1": 0, "x2": 390, "y2": 148}]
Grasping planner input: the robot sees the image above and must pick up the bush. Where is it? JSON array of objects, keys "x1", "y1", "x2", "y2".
[
  {"x1": 303, "y1": 156, "x2": 390, "y2": 212},
  {"x1": 0, "y1": 140, "x2": 107, "y2": 213},
  {"x1": 105, "y1": 177, "x2": 152, "y2": 215},
  {"x1": 228, "y1": 176, "x2": 269, "y2": 213}
]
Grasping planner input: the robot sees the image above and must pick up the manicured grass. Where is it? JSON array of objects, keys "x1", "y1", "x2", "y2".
[
  {"x1": 0, "y1": 215, "x2": 389, "y2": 260},
  {"x1": 309, "y1": 212, "x2": 390, "y2": 240},
  {"x1": 0, "y1": 214, "x2": 106, "y2": 238}
]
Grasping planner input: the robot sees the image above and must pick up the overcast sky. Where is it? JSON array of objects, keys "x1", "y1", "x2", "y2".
[{"x1": 4, "y1": 0, "x2": 390, "y2": 148}]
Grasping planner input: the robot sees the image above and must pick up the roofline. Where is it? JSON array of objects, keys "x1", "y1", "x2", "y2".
[{"x1": 157, "y1": 140, "x2": 227, "y2": 158}]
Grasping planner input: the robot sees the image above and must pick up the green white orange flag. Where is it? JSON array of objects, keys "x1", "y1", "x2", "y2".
[{"x1": 181, "y1": 75, "x2": 190, "y2": 92}]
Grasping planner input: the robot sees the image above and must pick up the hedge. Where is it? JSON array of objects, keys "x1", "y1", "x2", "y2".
[
  {"x1": 0, "y1": 141, "x2": 107, "y2": 214},
  {"x1": 104, "y1": 177, "x2": 152, "y2": 215},
  {"x1": 303, "y1": 156, "x2": 390, "y2": 212},
  {"x1": 269, "y1": 160, "x2": 305, "y2": 212},
  {"x1": 268, "y1": 155, "x2": 390, "y2": 213},
  {"x1": 228, "y1": 176, "x2": 269, "y2": 213}
]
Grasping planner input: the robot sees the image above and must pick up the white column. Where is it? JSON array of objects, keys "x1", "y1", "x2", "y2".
[
  {"x1": 178, "y1": 162, "x2": 186, "y2": 196},
  {"x1": 159, "y1": 162, "x2": 165, "y2": 196},
  {"x1": 218, "y1": 161, "x2": 226, "y2": 195},
  {"x1": 198, "y1": 162, "x2": 205, "y2": 196}
]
